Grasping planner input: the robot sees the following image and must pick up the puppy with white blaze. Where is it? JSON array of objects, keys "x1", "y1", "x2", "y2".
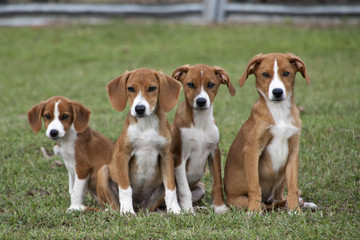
[
  {"x1": 224, "y1": 53, "x2": 317, "y2": 213},
  {"x1": 171, "y1": 64, "x2": 236, "y2": 214},
  {"x1": 96, "y1": 68, "x2": 182, "y2": 214},
  {"x1": 27, "y1": 96, "x2": 114, "y2": 212}
]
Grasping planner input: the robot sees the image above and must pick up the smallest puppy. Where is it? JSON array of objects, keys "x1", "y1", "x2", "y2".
[{"x1": 28, "y1": 96, "x2": 114, "y2": 211}]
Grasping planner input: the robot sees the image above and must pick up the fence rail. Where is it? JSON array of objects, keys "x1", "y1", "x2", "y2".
[{"x1": 1, "y1": 0, "x2": 360, "y2": 23}]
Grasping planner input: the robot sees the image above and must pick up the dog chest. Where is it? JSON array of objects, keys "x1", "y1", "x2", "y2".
[
  {"x1": 266, "y1": 121, "x2": 299, "y2": 172},
  {"x1": 57, "y1": 126, "x2": 78, "y2": 175},
  {"x1": 180, "y1": 124, "x2": 219, "y2": 184},
  {"x1": 127, "y1": 123, "x2": 167, "y2": 184}
]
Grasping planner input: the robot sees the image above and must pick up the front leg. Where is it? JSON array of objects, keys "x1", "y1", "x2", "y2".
[
  {"x1": 116, "y1": 150, "x2": 135, "y2": 215},
  {"x1": 160, "y1": 149, "x2": 181, "y2": 214},
  {"x1": 208, "y1": 147, "x2": 228, "y2": 214},
  {"x1": 175, "y1": 160, "x2": 193, "y2": 212},
  {"x1": 285, "y1": 135, "x2": 301, "y2": 213},
  {"x1": 244, "y1": 144, "x2": 262, "y2": 212},
  {"x1": 67, "y1": 173, "x2": 89, "y2": 212},
  {"x1": 68, "y1": 171, "x2": 75, "y2": 195}
]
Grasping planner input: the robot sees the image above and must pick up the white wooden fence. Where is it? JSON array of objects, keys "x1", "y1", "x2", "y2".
[{"x1": 0, "y1": 0, "x2": 359, "y2": 23}]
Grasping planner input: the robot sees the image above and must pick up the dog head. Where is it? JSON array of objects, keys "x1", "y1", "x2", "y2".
[
  {"x1": 27, "y1": 96, "x2": 91, "y2": 140},
  {"x1": 239, "y1": 53, "x2": 310, "y2": 102},
  {"x1": 107, "y1": 68, "x2": 182, "y2": 117},
  {"x1": 172, "y1": 64, "x2": 235, "y2": 110}
]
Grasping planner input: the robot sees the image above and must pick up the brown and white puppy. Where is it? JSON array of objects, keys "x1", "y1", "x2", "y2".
[
  {"x1": 171, "y1": 64, "x2": 236, "y2": 214},
  {"x1": 224, "y1": 53, "x2": 316, "y2": 213},
  {"x1": 27, "y1": 96, "x2": 114, "y2": 211},
  {"x1": 97, "y1": 68, "x2": 182, "y2": 214}
]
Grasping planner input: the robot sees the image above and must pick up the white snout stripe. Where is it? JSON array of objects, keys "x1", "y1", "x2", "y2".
[
  {"x1": 46, "y1": 100, "x2": 66, "y2": 138},
  {"x1": 268, "y1": 59, "x2": 286, "y2": 101},
  {"x1": 193, "y1": 86, "x2": 210, "y2": 109},
  {"x1": 130, "y1": 91, "x2": 152, "y2": 117}
]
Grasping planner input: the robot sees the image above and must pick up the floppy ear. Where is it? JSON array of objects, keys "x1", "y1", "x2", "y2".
[
  {"x1": 214, "y1": 66, "x2": 236, "y2": 96},
  {"x1": 27, "y1": 102, "x2": 45, "y2": 133},
  {"x1": 239, "y1": 53, "x2": 263, "y2": 87},
  {"x1": 287, "y1": 52, "x2": 311, "y2": 85},
  {"x1": 171, "y1": 64, "x2": 190, "y2": 82},
  {"x1": 71, "y1": 101, "x2": 91, "y2": 133},
  {"x1": 106, "y1": 71, "x2": 131, "y2": 112},
  {"x1": 155, "y1": 71, "x2": 182, "y2": 113}
]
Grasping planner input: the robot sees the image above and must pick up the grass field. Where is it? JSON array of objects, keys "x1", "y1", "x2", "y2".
[{"x1": 0, "y1": 20, "x2": 359, "y2": 239}]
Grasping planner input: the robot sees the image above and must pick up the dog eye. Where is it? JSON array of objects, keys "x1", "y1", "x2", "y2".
[
  {"x1": 187, "y1": 82, "x2": 195, "y2": 88},
  {"x1": 262, "y1": 72, "x2": 270, "y2": 78},
  {"x1": 61, "y1": 114, "x2": 69, "y2": 120},
  {"x1": 127, "y1": 87, "x2": 135, "y2": 92},
  {"x1": 44, "y1": 114, "x2": 51, "y2": 119},
  {"x1": 207, "y1": 82, "x2": 215, "y2": 89},
  {"x1": 283, "y1": 71, "x2": 290, "y2": 76},
  {"x1": 148, "y1": 86, "x2": 157, "y2": 92}
]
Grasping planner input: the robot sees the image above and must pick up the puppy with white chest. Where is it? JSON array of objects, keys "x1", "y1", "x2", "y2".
[
  {"x1": 171, "y1": 64, "x2": 236, "y2": 214},
  {"x1": 225, "y1": 53, "x2": 316, "y2": 213},
  {"x1": 27, "y1": 96, "x2": 114, "y2": 211},
  {"x1": 96, "y1": 68, "x2": 182, "y2": 214}
]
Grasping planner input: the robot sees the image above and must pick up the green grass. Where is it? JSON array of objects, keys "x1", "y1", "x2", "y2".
[{"x1": 1, "y1": 20, "x2": 359, "y2": 239}]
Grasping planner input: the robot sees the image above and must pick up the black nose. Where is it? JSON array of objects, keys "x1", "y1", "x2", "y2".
[
  {"x1": 50, "y1": 129, "x2": 59, "y2": 138},
  {"x1": 196, "y1": 98, "x2": 207, "y2": 107},
  {"x1": 272, "y1": 88, "x2": 284, "y2": 98},
  {"x1": 135, "y1": 105, "x2": 146, "y2": 115}
]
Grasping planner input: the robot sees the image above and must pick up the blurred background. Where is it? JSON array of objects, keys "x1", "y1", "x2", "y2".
[{"x1": 0, "y1": 0, "x2": 359, "y2": 26}]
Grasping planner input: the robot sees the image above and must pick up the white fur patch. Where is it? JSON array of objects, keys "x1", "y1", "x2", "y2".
[
  {"x1": 175, "y1": 161, "x2": 193, "y2": 212},
  {"x1": 130, "y1": 90, "x2": 153, "y2": 117},
  {"x1": 214, "y1": 204, "x2": 228, "y2": 214},
  {"x1": 46, "y1": 100, "x2": 65, "y2": 139},
  {"x1": 119, "y1": 186, "x2": 135, "y2": 214},
  {"x1": 67, "y1": 174, "x2": 89, "y2": 212},
  {"x1": 180, "y1": 107, "x2": 219, "y2": 184},
  {"x1": 56, "y1": 125, "x2": 78, "y2": 191},
  {"x1": 267, "y1": 121, "x2": 299, "y2": 172},
  {"x1": 164, "y1": 188, "x2": 181, "y2": 214},
  {"x1": 303, "y1": 202, "x2": 317, "y2": 209},
  {"x1": 268, "y1": 59, "x2": 286, "y2": 101},
  {"x1": 264, "y1": 96, "x2": 299, "y2": 172},
  {"x1": 127, "y1": 114, "x2": 167, "y2": 184},
  {"x1": 193, "y1": 86, "x2": 211, "y2": 109}
]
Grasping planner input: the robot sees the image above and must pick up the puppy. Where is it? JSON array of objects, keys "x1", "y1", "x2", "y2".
[
  {"x1": 171, "y1": 64, "x2": 236, "y2": 214},
  {"x1": 27, "y1": 96, "x2": 114, "y2": 211},
  {"x1": 225, "y1": 53, "x2": 316, "y2": 213},
  {"x1": 97, "y1": 68, "x2": 182, "y2": 214}
]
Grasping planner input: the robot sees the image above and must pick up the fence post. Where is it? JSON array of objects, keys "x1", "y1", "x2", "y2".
[
  {"x1": 203, "y1": 0, "x2": 227, "y2": 23},
  {"x1": 216, "y1": 0, "x2": 226, "y2": 23}
]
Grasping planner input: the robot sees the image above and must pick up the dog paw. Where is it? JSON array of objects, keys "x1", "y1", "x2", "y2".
[
  {"x1": 120, "y1": 207, "x2": 136, "y2": 215},
  {"x1": 168, "y1": 204, "x2": 182, "y2": 214},
  {"x1": 67, "y1": 205, "x2": 86, "y2": 212},
  {"x1": 302, "y1": 202, "x2": 317, "y2": 209},
  {"x1": 214, "y1": 204, "x2": 228, "y2": 214}
]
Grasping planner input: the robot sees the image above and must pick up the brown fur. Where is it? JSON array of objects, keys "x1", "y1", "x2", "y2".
[{"x1": 225, "y1": 53, "x2": 310, "y2": 212}]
